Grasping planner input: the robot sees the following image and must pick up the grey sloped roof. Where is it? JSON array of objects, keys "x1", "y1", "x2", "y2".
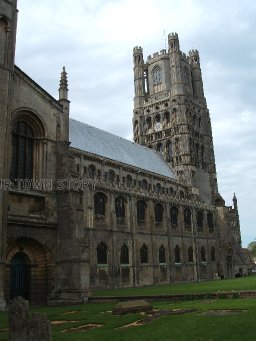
[{"x1": 69, "y1": 118, "x2": 176, "y2": 179}]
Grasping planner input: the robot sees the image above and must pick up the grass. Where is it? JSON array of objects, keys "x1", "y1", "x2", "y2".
[
  {"x1": 1, "y1": 298, "x2": 256, "y2": 340},
  {"x1": 92, "y1": 276, "x2": 256, "y2": 296},
  {"x1": 1, "y1": 276, "x2": 256, "y2": 340}
]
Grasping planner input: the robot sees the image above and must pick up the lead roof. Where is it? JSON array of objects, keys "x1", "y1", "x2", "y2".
[{"x1": 69, "y1": 118, "x2": 176, "y2": 179}]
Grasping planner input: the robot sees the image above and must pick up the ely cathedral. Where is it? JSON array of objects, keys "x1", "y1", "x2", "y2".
[{"x1": 0, "y1": 1, "x2": 252, "y2": 309}]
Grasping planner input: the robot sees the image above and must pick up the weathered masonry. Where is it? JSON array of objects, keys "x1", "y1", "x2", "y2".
[{"x1": 0, "y1": 0, "x2": 251, "y2": 309}]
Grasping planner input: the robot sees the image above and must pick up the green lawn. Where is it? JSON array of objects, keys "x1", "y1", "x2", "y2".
[
  {"x1": 1, "y1": 298, "x2": 256, "y2": 340},
  {"x1": 93, "y1": 276, "x2": 256, "y2": 296},
  {"x1": 1, "y1": 276, "x2": 256, "y2": 340}
]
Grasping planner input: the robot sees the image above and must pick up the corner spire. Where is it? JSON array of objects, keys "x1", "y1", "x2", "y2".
[
  {"x1": 233, "y1": 193, "x2": 238, "y2": 211},
  {"x1": 59, "y1": 66, "x2": 68, "y2": 100}
]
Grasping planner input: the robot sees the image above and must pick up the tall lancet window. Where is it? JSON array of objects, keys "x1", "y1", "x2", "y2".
[
  {"x1": 152, "y1": 65, "x2": 162, "y2": 92},
  {"x1": 152, "y1": 65, "x2": 161, "y2": 84},
  {"x1": 11, "y1": 120, "x2": 34, "y2": 180}
]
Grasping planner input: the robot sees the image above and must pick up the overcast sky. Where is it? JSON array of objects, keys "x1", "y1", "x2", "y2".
[{"x1": 15, "y1": 0, "x2": 256, "y2": 247}]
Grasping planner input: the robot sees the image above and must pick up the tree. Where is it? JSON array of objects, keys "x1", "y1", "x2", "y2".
[{"x1": 247, "y1": 240, "x2": 256, "y2": 258}]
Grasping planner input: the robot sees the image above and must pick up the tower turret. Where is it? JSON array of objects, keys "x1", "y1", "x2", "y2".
[
  {"x1": 233, "y1": 193, "x2": 238, "y2": 211},
  {"x1": 168, "y1": 33, "x2": 185, "y2": 96},
  {"x1": 58, "y1": 66, "x2": 70, "y2": 142},
  {"x1": 133, "y1": 46, "x2": 146, "y2": 144},
  {"x1": 59, "y1": 66, "x2": 68, "y2": 100},
  {"x1": 133, "y1": 46, "x2": 145, "y2": 109},
  {"x1": 168, "y1": 32, "x2": 180, "y2": 52},
  {"x1": 189, "y1": 49, "x2": 206, "y2": 105},
  {"x1": 0, "y1": 0, "x2": 17, "y2": 70}
]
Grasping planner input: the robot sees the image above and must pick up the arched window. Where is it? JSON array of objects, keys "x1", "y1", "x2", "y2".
[
  {"x1": 94, "y1": 192, "x2": 107, "y2": 216},
  {"x1": 174, "y1": 245, "x2": 181, "y2": 263},
  {"x1": 159, "y1": 245, "x2": 166, "y2": 263},
  {"x1": 155, "y1": 203, "x2": 164, "y2": 223},
  {"x1": 140, "y1": 244, "x2": 148, "y2": 263},
  {"x1": 211, "y1": 246, "x2": 215, "y2": 261},
  {"x1": 142, "y1": 179, "x2": 148, "y2": 190},
  {"x1": 170, "y1": 206, "x2": 178, "y2": 228},
  {"x1": 166, "y1": 140, "x2": 172, "y2": 160},
  {"x1": 184, "y1": 208, "x2": 191, "y2": 229},
  {"x1": 155, "y1": 113, "x2": 161, "y2": 123},
  {"x1": 164, "y1": 111, "x2": 170, "y2": 124},
  {"x1": 174, "y1": 137, "x2": 179, "y2": 151},
  {"x1": 137, "y1": 200, "x2": 147, "y2": 222},
  {"x1": 207, "y1": 212, "x2": 214, "y2": 232},
  {"x1": 108, "y1": 170, "x2": 115, "y2": 183},
  {"x1": 11, "y1": 120, "x2": 35, "y2": 180},
  {"x1": 88, "y1": 165, "x2": 95, "y2": 179},
  {"x1": 97, "y1": 242, "x2": 107, "y2": 264},
  {"x1": 120, "y1": 244, "x2": 129, "y2": 265},
  {"x1": 156, "y1": 142, "x2": 163, "y2": 153},
  {"x1": 115, "y1": 196, "x2": 125, "y2": 218},
  {"x1": 134, "y1": 120, "x2": 139, "y2": 135},
  {"x1": 146, "y1": 117, "x2": 152, "y2": 130},
  {"x1": 152, "y1": 65, "x2": 161, "y2": 85},
  {"x1": 155, "y1": 183, "x2": 161, "y2": 193},
  {"x1": 188, "y1": 246, "x2": 194, "y2": 263},
  {"x1": 10, "y1": 252, "x2": 30, "y2": 300},
  {"x1": 196, "y1": 211, "x2": 203, "y2": 230},
  {"x1": 126, "y1": 175, "x2": 132, "y2": 187},
  {"x1": 201, "y1": 246, "x2": 206, "y2": 262}
]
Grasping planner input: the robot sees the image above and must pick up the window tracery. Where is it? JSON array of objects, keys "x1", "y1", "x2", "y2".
[
  {"x1": 137, "y1": 200, "x2": 147, "y2": 222},
  {"x1": 159, "y1": 245, "x2": 166, "y2": 263},
  {"x1": 174, "y1": 245, "x2": 181, "y2": 263},
  {"x1": 97, "y1": 242, "x2": 108, "y2": 264},
  {"x1": 94, "y1": 192, "x2": 107, "y2": 216},
  {"x1": 155, "y1": 203, "x2": 164, "y2": 223},
  {"x1": 140, "y1": 244, "x2": 148, "y2": 263},
  {"x1": 152, "y1": 65, "x2": 161, "y2": 85},
  {"x1": 11, "y1": 120, "x2": 34, "y2": 180},
  {"x1": 120, "y1": 244, "x2": 129, "y2": 264}
]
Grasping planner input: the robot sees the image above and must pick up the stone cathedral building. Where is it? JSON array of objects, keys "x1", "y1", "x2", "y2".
[{"x1": 0, "y1": 1, "x2": 251, "y2": 308}]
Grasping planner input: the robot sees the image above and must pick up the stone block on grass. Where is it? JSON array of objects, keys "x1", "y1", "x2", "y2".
[{"x1": 112, "y1": 300, "x2": 152, "y2": 315}]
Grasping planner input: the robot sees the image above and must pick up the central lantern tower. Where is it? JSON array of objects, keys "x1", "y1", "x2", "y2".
[{"x1": 133, "y1": 33, "x2": 221, "y2": 205}]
